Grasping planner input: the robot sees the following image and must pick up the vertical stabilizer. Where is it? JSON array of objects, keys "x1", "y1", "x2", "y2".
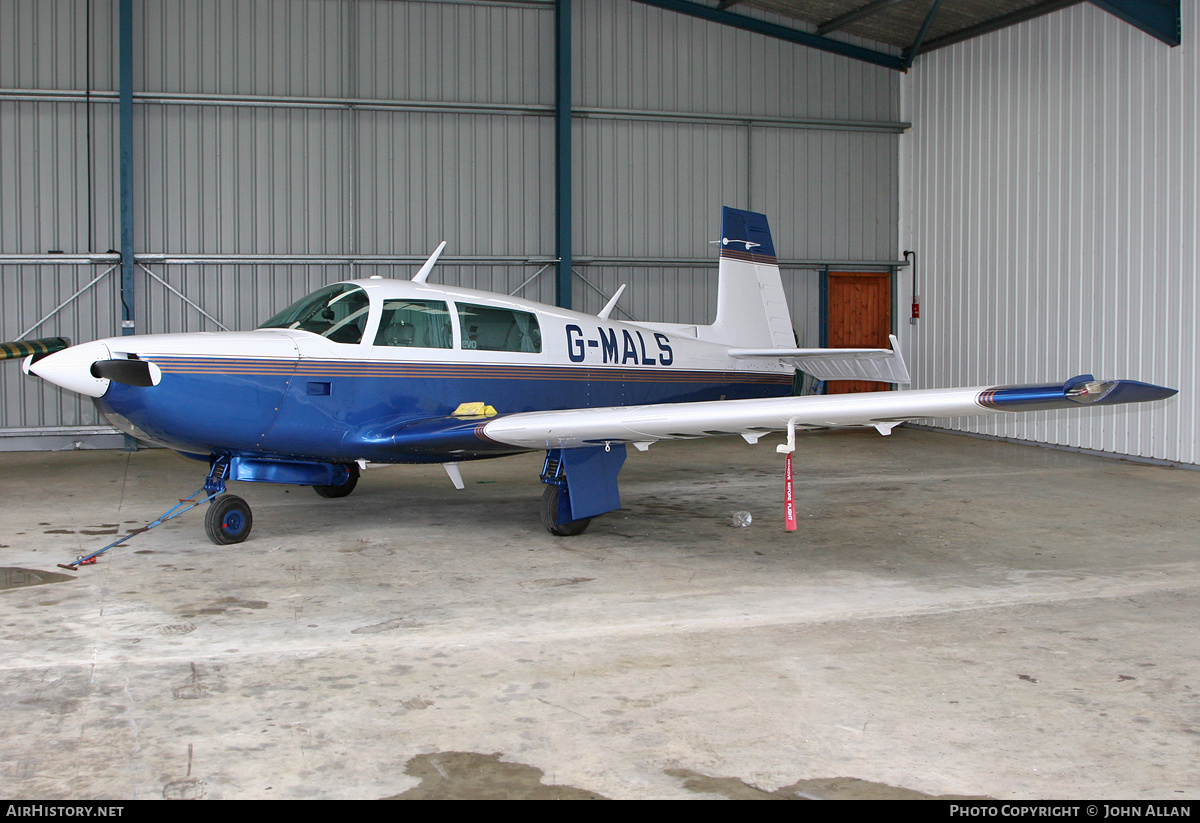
[{"x1": 709, "y1": 207, "x2": 795, "y2": 348}]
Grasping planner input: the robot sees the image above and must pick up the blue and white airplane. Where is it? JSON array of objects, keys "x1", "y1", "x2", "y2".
[{"x1": 18, "y1": 207, "x2": 1176, "y2": 544}]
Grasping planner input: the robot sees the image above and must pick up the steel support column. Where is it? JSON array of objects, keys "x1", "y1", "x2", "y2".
[
  {"x1": 118, "y1": 0, "x2": 135, "y2": 336},
  {"x1": 555, "y1": 0, "x2": 572, "y2": 309}
]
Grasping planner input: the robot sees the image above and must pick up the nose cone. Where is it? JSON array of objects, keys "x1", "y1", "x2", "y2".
[{"x1": 26, "y1": 341, "x2": 113, "y2": 397}]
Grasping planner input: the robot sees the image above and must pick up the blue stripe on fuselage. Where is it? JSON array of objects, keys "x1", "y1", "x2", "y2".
[{"x1": 95, "y1": 356, "x2": 792, "y2": 463}]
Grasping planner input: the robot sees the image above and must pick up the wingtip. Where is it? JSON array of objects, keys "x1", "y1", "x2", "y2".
[
  {"x1": 978, "y1": 377, "x2": 1179, "y2": 411},
  {"x1": 1094, "y1": 380, "x2": 1178, "y2": 406}
]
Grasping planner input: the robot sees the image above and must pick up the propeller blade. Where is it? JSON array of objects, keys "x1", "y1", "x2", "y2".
[
  {"x1": 90, "y1": 358, "x2": 159, "y2": 388},
  {"x1": 0, "y1": 337, "x2": 71, "y2": 362}
]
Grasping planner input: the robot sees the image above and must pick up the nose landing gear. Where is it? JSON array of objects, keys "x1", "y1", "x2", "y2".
[{"x1": 204, "y1": 494, "x2": 253, "y2": 545}]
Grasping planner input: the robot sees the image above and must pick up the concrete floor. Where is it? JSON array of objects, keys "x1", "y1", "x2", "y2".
[{"x1": 1, "y1": 427, "x2": 1198, "y2": 800}]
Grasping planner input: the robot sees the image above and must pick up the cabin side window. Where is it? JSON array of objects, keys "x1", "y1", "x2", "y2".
[
  {"x1": 259, "y1": 284, "x2": 371, "y2": 345},
  {"x1": 457, "y1": 304, "x2": 541, "y2": 353},
  {"x1": 373, "y1": 300, "x2": 453, "y2": 349}
]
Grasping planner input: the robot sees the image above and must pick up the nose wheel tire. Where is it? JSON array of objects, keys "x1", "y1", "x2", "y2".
[
  {"x1": 539, "y1": 485, "x2": 592, "y2": 536},
  {"x1": 205, "y1": 494, "x2": 253, "y2": 545}
]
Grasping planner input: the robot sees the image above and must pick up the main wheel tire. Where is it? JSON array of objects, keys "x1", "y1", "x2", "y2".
[
  {"x1": 205, "y1": 494, "x2": 253, "y2": 545},
  {"x1": 313, "y1": 463, "x2": 360, "y2": 498},
  {"x1": 539, "y1": 485, "x2": 591, "y2": 536}
]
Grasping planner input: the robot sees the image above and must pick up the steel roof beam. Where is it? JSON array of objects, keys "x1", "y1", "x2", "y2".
[
  {"x1": 632, "y1": 0, "x2": 907, "y2": 71},
  {"x1": 902, "y1": 0, "x2": 943, "y2": 66},
  {"x1": 918, "y1": 0, "x2": 1086, "y2": 53},
  {"x1": 1088, "y1": 0, "x2": 1180, "y2": 46}
]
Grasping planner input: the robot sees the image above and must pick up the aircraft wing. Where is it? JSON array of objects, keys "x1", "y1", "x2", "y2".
[
  {"x1": 728, "y1": 334, "x2": 911, "y2": 384},
  {"x1": 481, "y1": 375, "x2": 1175, "y2": 450}
]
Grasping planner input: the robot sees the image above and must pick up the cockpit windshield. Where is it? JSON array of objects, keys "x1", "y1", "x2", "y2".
[{"x1": 259, "y1": 284, "x2": 371, "y2": 344}]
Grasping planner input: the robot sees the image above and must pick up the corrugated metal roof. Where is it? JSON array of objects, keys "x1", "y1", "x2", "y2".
[{"x1": 732, "y1": 0, "x2": 1084, "y2": 50}]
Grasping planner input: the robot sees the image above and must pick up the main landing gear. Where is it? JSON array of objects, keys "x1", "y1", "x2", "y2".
[
  {"x1": 538, "y1": 445, "x2": 627, "y2": 536},
  {"x1": 539, "y1": 484, "x2": 592, "y2": 536}
]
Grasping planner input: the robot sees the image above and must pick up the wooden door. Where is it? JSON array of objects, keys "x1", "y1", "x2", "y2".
[{"x1": 826, "y1": 272, "x2": 892, "y2": 393}]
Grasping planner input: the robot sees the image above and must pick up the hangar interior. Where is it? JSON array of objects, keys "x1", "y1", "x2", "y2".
[
  {"x1": 5, "y1": 0, "x2": 1190, "y2": 465},
  {"x1": 1, "y1": 0, "x2": 1197, "y2": 802}
]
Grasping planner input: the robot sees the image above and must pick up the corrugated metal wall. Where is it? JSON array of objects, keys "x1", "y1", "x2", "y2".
[
  {"x1": 901, "y1": 1, "x2": 1196, "y2": 465},
  {"x1": 1, "y1": 0, "x2": 902, "y2": 445}
]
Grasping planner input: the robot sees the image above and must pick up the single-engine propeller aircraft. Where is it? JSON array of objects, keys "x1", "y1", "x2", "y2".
[{"x1": 9, "y1": 208, "x2": 1176, "y2": 548}]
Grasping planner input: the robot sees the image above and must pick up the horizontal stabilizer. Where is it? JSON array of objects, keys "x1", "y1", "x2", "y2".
[{"x1": 730, "y1": 334, "x2": 910, "y2": 384}]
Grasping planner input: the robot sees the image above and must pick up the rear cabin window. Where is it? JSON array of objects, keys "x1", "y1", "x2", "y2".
[
  {"x1": 259, "y1": 284, "x2": 371, "y2": 345},
  {"x1": 374, "y1": 300, "x2": 453, "y2": 349},
  {"x1": 458, "y1": 304, "x2": 541, "y2": 353}
]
